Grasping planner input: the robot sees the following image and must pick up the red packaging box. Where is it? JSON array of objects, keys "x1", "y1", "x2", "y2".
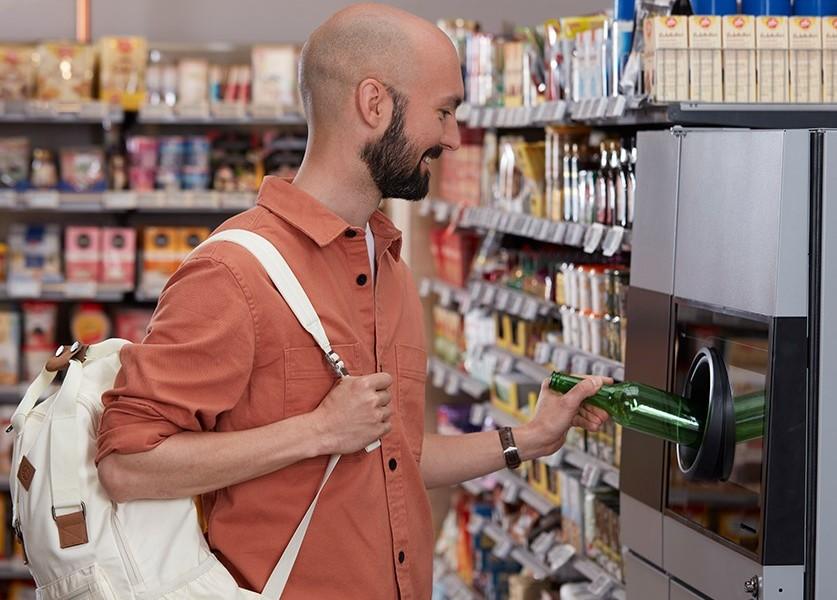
[
  {"x1": 431, "y1": 227, "x2": 481, "y2": 288},
  {"x1": 64, "y1": 227, "x2": 101, "y2": 282}
]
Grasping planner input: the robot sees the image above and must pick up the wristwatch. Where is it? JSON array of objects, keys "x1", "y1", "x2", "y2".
[{"x1": 498, "y1": 427, "x2": 521, "y2": 470}]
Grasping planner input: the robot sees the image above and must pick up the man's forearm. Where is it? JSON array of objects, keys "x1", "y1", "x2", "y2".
[
  {"x1": 420, "y1": 424, "x2": 556, "y2": 490},
  {"x1": 97, "y1": 412, "x2": 324, "y2": 502}
]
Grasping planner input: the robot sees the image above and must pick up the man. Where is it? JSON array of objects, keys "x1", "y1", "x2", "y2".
[{"x1": 96, "y1": 4, "x2": 608, "y2": 599}]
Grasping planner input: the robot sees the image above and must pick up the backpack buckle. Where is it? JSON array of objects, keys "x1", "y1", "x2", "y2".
[
  {"x1": 45, "y1": 342, "x2": 88, "y2": 373},
  {"x1": 326, "y1": 351, "x2": 348, "y2": 377}
]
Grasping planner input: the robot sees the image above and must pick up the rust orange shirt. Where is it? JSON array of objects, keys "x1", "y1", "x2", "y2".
[{"x1": 97, "y1": 177, "x2": 432, "y2": 599}]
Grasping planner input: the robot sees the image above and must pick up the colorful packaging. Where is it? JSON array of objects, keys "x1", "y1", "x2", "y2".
[
  {"x1": 7, "y1": 224, "x2": 63, "y2": 285},
  {"x1": 0, "y1": 137, "x2": 30, "y2": 190},
  {"x1": 58, "y1": 147, "x2": 107, "y2": 192},
  {"x1": 689, "y1": 16, "x2": 723, "y2": 101},
  {"x1": 789, "y1": 16, "x2": 823, "y2": 102},
  {"x1": 22, "y1": 302, "x2": 57, "y2": 379},
  {"x1": 178, "y1": 227, "x2": 210, "y2": 263},
  {"x1": 503, "y1": 40, "x2": 525, "y2": 107},
  {"x1": 644, "y1": 16, "x2": 690, "y2": 102},
  {"x1": 0, "y1": 310, "x2": 20, "y2": 385},
  {"x1": 71, "y1": 303, "x2": 111, "y2": 345},
  {"x1": 99, "y1": 37, "x2": 148, "y2": 110},
  {"x1": 34, "y1": 42, "x2": 95, "y2": 102},
  {"x1": 141, "y1": 227, "x2": 180, "y2": 296},
  {"x1": 0, "y1": 45, "x2": 35, "y2": 100},
  {"x1": 177, "y1": 59, "x2": 209, "y2": 106},
  {"x1": 100, "y1": 228, "x2": 136, "y2": 289},
  {"x1": 824, "y1": 16, "x2": 837, "y2": 102},
  {"x1": 756, "y1": 16, "x2": 790, "y2": 102},
  {"x1": 64, "y1": 226, "x2": 101, "y2": 282},
  {"x1": 723, "y1": 15, "x2": 758, "y2": 102},
  {"x1": 251, "y1": 45, "x2": 298, "y2": 110}
]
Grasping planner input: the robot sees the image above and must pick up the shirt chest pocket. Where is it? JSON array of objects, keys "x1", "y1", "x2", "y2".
[
  {"x1": 395, "y1": 344, "x2": 427, "y2": 463},
  {"x1": 284, "y1": 343, "x2": 361, "y2": 418}
]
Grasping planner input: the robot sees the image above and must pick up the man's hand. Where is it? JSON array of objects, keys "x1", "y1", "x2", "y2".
[
  {"x1": 311, "y1": 373, "x2": 393, "y2": 455},
  {"x1": 523, "y1": 375, "x2": 611, "y2": 457}
]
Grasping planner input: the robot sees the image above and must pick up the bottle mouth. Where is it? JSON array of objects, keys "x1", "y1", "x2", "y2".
[{"x1": 677, "y1": 347, "x2": 736, "y2": 481}]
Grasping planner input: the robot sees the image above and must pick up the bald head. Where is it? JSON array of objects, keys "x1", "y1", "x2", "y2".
[{"x1": 299, "y1": 3, "x2": 457, "y2": 128}]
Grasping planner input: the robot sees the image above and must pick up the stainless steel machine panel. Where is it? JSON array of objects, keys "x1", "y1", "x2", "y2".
[
  {"x1": 669, "y1": 580, "x2": 703, "y2": 600},
  {"x1": 624, "y1": 550, "x2": 668, "y2": 600},
  {"x1": 674, "y1": 130, "x2": 809, "y2": 318},
  {"x1": 620, "y1": 492, "x2": 664, "y2": 566},
  {"x1": 631, "y1": 130, "x2": 681, "y2": 295}
]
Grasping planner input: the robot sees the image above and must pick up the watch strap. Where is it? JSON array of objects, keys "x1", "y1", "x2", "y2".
[{"x1": 498, "y1": 427, "x2": 521, "y2": 470}]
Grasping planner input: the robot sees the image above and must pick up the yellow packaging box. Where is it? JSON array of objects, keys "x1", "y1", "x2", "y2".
[
  {"x1": 723, "y1": 15, "x2": 757, "y2": 102},
  {"x1": 789, "y1": 17, "x2": 822, "y2": 103},
  {"x1": 756, "y1": 16, "x2": 790, "y2": 102},
  {"x1": 823, "y1": 16, "x2": 837, "y2": 102},
  {"x1": 689, "y1": 16, "x2": 723, "y2": 102},
  {"x1": 644, "y1": 16, "x2": 690, "y2": 102},
  {"x1": 99, "y1": 37, "x2": 147, "y2": 110}
]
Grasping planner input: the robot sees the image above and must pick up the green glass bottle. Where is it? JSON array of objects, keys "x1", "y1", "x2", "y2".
[{"x1": 549, "y1": 373, "x2": 765, "y2": 447}]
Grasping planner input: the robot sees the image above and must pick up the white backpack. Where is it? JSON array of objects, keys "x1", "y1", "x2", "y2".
[{"x1": 7, "y1": 229, "x2": 377, "y2": 599}]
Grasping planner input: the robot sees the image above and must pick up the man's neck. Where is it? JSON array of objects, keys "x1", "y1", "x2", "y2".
[{"x1": 293, "y1": 147, "x2": 382, "y2": 228}]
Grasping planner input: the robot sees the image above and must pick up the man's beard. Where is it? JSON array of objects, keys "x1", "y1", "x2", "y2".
[{"x1": 360, "y1": 89, "x2": 443, "y2": 201}]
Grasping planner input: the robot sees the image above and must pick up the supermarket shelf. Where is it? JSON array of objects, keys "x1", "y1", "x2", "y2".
[
  {"x1": 137, "y1": 104, "x2": 307, "y2": 126},
  {"x1": 537, "y1": 342, "x2": 625, "y2": 380},
  {"x1": 668, "y1": 102, "x2": 837, "y2": 129},
  {"x1": 0, "y1": 190, "x2": 256, "y2": 213},
  {"x1": 0, "y1": 100, "x2": 123, "y2": 125},
  {"x1": 492, "y1": 468, "x2": 556, "y2": 516},
  {"x1": 0, "y1": 560, "x2": 30, "y2": 580},
  {"x1": 418, "y1": 278, "x2": 469, "y2": 310},
  {"x1": 0, "y1": 282, "x2": 129, "y2": 303},
  {"x1": 469, "y1": 280, "x2": 558, "y2": 321},
  {"x1": 427, "y1": 357, "x2": 490, "y2": 400},
  {"x1": 571, "y1": 555, "x2": 625, "y2": 598},
  {"x1": 484, "y1": 403, "x2": 620, "y2": 491},
  {"x1": 478, "y1": 345, "x2": 550, "y2": 382}
]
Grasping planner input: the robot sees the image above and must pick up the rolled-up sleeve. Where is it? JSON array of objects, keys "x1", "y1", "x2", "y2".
[{"x1": 96, "y1": 252, "x2": 256, "y2": 463}]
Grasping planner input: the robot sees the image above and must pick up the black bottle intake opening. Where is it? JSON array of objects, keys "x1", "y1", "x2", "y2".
[{"x1": 677, "y1": 347, "x2": 736, "y2": 482}]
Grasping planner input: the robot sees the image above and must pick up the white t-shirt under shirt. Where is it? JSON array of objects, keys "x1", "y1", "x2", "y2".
[{"x1": 365, "y1": 223, "x2": 375, "y2": 279}]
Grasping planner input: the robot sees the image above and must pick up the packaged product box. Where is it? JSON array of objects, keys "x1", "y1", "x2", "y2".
[
  {"x1": 756, "y1": 16, "x2": 790, "y2": 103},
  {"x1": 141, "y1": 227, "x2": 180, "y2": 296},
  {"x1": 491, "y1": 373, "x2": 540, "y2": 417},
  {"x1": 100, "y1": 227, "x2": 136, "y2": 289},
  {"x1": 64, "y1": 226, "x2": 101, "y2": 282},
  {"x1": 178, "y1": 227, "x2": 210, "y2": 263},
  {"x1": 0, "y1": 137, "x2": 30, "y2": 190},
  {"x1": 789, "y1": 17, "x2": 823, "y2": 103},
  {"x1": 689, "y1": 16, "x2": 723, "y2": 102},
  {"x1": 543, "y1": 463, "x2": 561, "y2": 505},
  {"x1": 0, "y1": 310, "x2": 20, "y2": 385},
  {"x1": 251, "y1": 45, "x2": 298, "y2": 111},
  {"x1": 823, "y1": 16, "x2": 837, "y2": 102},
  {"x1": 723, "y1": 15, "x2": 757, "y2": 102},
  {"x1": 115, "y1": 308, "x2": 154, "y2": 343},
  {"x1": 58, "y1": 147, "x2": 107, "y2": 192},
  {"x1": 71, "y1": 303, "x2": 111, "y2": 345},
  {"x1": 177, "y1": 59, "x2": 209, "y2": 107},
  {"x1": 22, "y1": 302, "x2": 57, "y2": 379},
  {"x1": 7, "y1": 224, "x2": 63, "y2": 285},
  {"x1": 34, "y1": 42, "x2": 95, "y2": 102},
  {"x1": 503, "y1": 40, "x2": 524, "y2": 107},
  {"x1": 0, "y1": 45, "x2": 35, "y2": 101},
  {"x1": 644, "y1": 16, "x2": 690, "y2": 102},
  {"x1": 99, "y1": 36, "x2": 148, "y2": 110}
]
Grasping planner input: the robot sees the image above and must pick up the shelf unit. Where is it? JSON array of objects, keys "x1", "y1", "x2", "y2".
[
  {"x1": 433, "y1": 557, "x2": 484, "y2": 600},
  {"x1": 427, "y1": 357, "x2": 489, "y2": 400}
]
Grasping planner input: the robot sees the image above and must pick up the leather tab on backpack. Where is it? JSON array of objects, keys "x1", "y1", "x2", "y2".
[
  {"x1": 55, "y1": 510, "x2": 88, "y2": 549},
  {"x1": 16, "y1": 456, "x2": 35, "y2": 491}
]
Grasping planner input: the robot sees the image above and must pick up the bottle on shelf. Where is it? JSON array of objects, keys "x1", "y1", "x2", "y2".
[
  {"x1": 611, "y1": 140, "x2": 629, "y2": 228},
  {"x1": 626, "y1": 141, "x2": 637, "y2": 228},
  {"x1": 549, "y1": 372, "x2": 765, "y2": 446},
  {"x1": 595, "y1": 142, "x2": 609, "y2": 224}
]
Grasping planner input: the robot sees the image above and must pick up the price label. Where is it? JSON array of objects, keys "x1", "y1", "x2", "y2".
[
  {"x1": 467, "y1": 516, "x2": 485, "y2": 536},
  {"x1": 547, "y1": 544, "x2": 576, "y2": 570},
  {"x1": 594, "y1": 97, "x2": 608, "y2": 119},
  {"x1": 581, "y1": 463, "x2": 602, "y2": 488},
  {"x1": 571, "y1": 354, "x2": 591, "y2": 375},
  {"x1": 495, "y1": 289, "x2": 510, "y2": 311},
  {"x1": 63, "y1": 281, "x2": 98, "y2": 299},
  {"x1": 7, "y1": 279, "x2": 42, "y2": 298},
  {"x1": 501, "y1": 480, "x2": 521, "y2": 504},
  {"x1": 491, "y1": 538, "x2": 514, "y2": 559},
  {"x1": 609, "y1": 95, "x2": 627, "y2": 118},
  {"x1": 25, "y1": 191, "x2": 59, "y2": 209},
  {"x1": 531, "y1": 532, "x2": 556, "y2": 557},
  {"x1": 552, "y1": 348, "x2": 571, "y2": 371},
  {"x1": 612, "y1": 366, "x2": 625, "y2": 382},
  {"x1": 542, "y1": 447, "x2": 565, "y2": 468},
  {"x1": 0, "y1": 190, "x2": 17, "y2": 208},
  {"x1": 498, "y1": 213, "x2": 512, "y2": 233},
  {"x1": 191, "y1": 191, "x2": 218, "y2": 209},
  {"x1": 458, "y1": 295, "x2": 473, "y2": 314},
  {"x1": 509, "y1": 294, "x2": 525, "y2": 316},
  {"x1": 550, "y1": 222, "x2": 567, "y2": 244},
  {"x1": 523, "y1": 298, "x2": 539, "y2": 321},
  {"x1": 469, "y1": 281, "x2": 483, "y2": 300},
  {"x1": 587, "y1": 574, "x2": 613, "y2": 598},
  {"x1": 439, "y1": 286, "x2": 453, "y2": 307},
  {"x1": 482, "y1": 284, "x2": 497, "y2": 305},
  {"x1": 591, "y1": 362, "x2": 611, "y2": 377},
  {"x1": 489, "y1": 211, "x2": 502, "y2": 230},
  {"x1": 418, "y1": 278, "x2": 433, "y2": 298},
  {"x1": 569, "y1": 223, "x2": 587, "y2": 247},
  {"x1": 103, "y1": 191, "x2": 137, "y2": 210},
  {"x1": 601, "y1": 226, "x2": 626, "y2": 257},
  {"x1": 553, "y1": 101, "x2": 568, "y2": 122},
  {"x1": 583, "y1": 223, "x2": 606, "y2": 254},
  {"x1": 535, "y1": 220, "x2": 551, "y2": 241}
]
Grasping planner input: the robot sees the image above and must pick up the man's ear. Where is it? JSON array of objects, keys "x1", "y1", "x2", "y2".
[{"x1": 357, "y1": 78, "x2": 391, "y2": 129}]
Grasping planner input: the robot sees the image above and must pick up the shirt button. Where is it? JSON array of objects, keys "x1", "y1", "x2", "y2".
[
  {"x1": 356, "y1": 274, "x2": 368, "y2": 286},
  {"x1": 398, "y1": 551, "x2": 405, "y2": 564},
  {"x1": 389, "y1": 458, "x2": 397, "y2": 471},
  {"x1": 344, "y1": 229, "x2": 357, "y2": 238}
]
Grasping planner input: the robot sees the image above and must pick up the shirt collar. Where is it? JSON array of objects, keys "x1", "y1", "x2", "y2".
[{"x1": 256, "y1": 176, "x2": 402, "y2": 261}]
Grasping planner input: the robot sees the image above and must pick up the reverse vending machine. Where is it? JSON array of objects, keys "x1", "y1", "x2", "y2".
[{"x1": 621, "y1": 128, "x2": 837, "y2": 600}]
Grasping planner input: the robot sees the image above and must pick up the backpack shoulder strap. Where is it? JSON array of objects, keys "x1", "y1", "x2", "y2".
[{"x1": 194, "y1": 229, "x2": 378, "y2": 599}]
